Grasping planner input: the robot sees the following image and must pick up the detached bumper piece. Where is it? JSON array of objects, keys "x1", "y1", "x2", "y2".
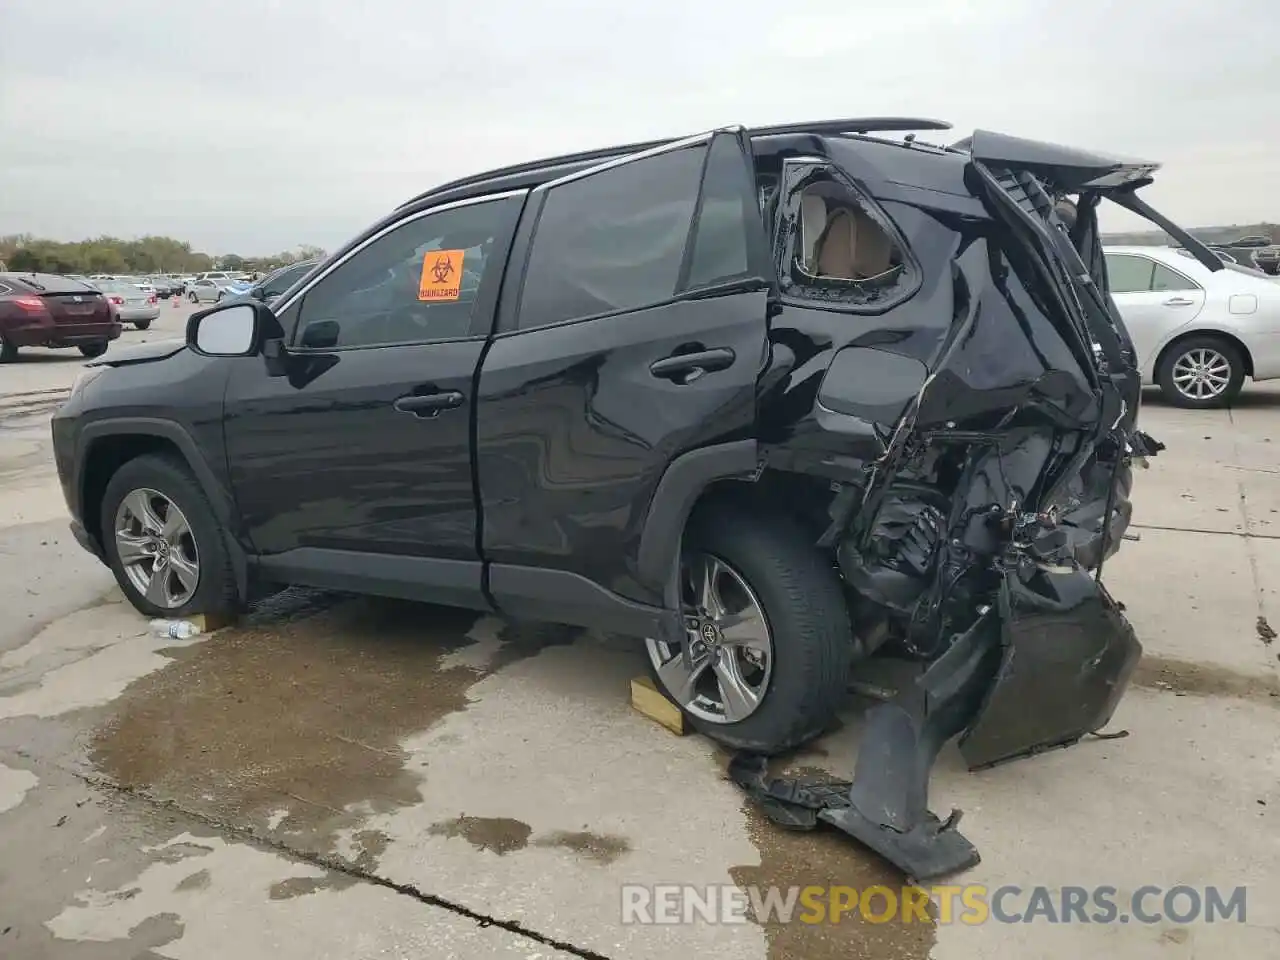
[
  {"x1": 731, "y1": 612, "x2": 1003, "y2": 882},
  {"x1": 730, "y1": 571, "x2": 1141, "y2": 882}
]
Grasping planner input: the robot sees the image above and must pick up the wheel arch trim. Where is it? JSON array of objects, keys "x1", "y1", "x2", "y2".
[
  {"x1": 1152, "y1": 327, "x2": 1255, "y2": 380},
  {"x1": 636, "y1": 438, "x2": 760, "y2": 610},
  {"x1": 78, "y1": 418, "x2": 249, "y2": 597}
]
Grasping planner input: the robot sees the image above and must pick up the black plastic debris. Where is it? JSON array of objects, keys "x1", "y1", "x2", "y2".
[{"x1": 731, "y1": 573, "x2": 1141, "y2": 882}]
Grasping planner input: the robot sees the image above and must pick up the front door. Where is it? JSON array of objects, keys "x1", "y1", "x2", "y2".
[
  {"x1": 474, "y1": 129, "x2": 774, "y2": 625},
  {"x1": 222, "y1": 192, "x2": 525, "y2": 606}
]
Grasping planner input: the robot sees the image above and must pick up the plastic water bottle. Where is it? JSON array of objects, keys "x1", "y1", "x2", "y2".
[{"x1": 149, "y1": 619, "x2": 201, "y2": 640}]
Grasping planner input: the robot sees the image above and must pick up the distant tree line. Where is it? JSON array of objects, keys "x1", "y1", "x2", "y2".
[{"x1": 0, "y1": 234, "x2": 327, "y2": 276}]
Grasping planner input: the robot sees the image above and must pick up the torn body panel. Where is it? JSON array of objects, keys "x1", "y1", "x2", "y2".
[{"x1": 740, "y1": 129, "x2": 1167, "y2": 878}]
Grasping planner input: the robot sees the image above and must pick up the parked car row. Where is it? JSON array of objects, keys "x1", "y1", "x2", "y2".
[
  {"x1": 88, "y1": 274, "x2": 186, "y2": 298},
  {"x1": 1, "y1": 263, "x2": 318, "y2": 359}
]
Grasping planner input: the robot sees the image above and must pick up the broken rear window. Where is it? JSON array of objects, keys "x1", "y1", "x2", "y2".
[{"x1": 781, "y1": 174, "x2": 916, "y2": 310}]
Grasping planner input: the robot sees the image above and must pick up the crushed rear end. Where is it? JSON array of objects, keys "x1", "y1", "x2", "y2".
[{"x1": 736, "y1": 130, "x2": 1219, "y2": 880}]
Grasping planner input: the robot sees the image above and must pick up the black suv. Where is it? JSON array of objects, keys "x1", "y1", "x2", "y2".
[{"x1": 52, "y1": 118, "x2": 1218, "y2": 762}]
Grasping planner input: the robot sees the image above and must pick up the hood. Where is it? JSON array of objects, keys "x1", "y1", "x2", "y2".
[{"x1": 86, "y1": 337, "x2": 187, "y2": 367}]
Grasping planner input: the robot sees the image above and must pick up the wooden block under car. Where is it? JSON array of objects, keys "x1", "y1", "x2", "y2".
[
  {"x1": 630, "y1": 676, "x2": 687, "y2": 736},
  {"x1": 189, "y1": 611, "x2": 238, "y2": 632}
]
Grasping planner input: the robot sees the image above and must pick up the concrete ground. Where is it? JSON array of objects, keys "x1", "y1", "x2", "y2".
[{"x1": 1, "y1": 303, "x2": 1277, "y2": 959}]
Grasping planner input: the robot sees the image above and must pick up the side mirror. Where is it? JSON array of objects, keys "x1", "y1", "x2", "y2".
[
  {"x1": 187, "y1": 302, "x2": 262, "y2": 356},
  {"x1": 300, "y1": 319, "x2": 340, "y2": 349}
]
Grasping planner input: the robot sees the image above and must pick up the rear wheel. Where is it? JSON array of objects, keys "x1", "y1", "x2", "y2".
[
  {"x1": 0, "y1": 336, "x2": 16, "y2": 363},
  {"x1": 133, "y1": 319, "x2": 152, "y2": 330},
  {"x1": 100, "y1": 454, "x2": 240, "y2": 618},
  {"x1": 644, "y1": 504, "x2": 854, "y2": 754},
  {"x1": 1156, "y1": 335, "x2": 1245, "y2": 408},
  {"x1": 78, "y1": 342, "x2": 108, "y2": 358}
]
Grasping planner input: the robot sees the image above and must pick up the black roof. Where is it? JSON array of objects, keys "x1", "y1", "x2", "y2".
[{"x1": 398, "y1": 117, "x2": 952, "y2": 211}]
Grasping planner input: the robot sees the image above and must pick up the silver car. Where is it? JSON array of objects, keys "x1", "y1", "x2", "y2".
[
  {"x1": 95, "y1": 280, "x2": 160, "y2": 329},
  {"x1": 186, "y1": 278, "x2": 233, "y2": 303}
]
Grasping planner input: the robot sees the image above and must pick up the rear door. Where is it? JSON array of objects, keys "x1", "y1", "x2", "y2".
[
  {"x1": 474, "y1": 129, "x2": 774, "y2": 623},
  {"x1": 1104, "y1": 252, "x2": 1206, "y2": 373}
]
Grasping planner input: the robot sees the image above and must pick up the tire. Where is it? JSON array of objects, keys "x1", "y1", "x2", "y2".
[
  {"x1": 189, "y1": 293, "x2": 198, "y2": 303},
  {"x1": 0, "y1": 336, "x2": 16, "y2": 363},
  {"x1": 133, "y1": 319, "x2": 152, "y2": 330},
  {"x1": 78, "y1": 342, "x2": 108, "y2": 358},
  {"x1": 1156, "y1": 335, "x2": 1246, "y2": 409},
  {"x1": 100, "y1": 453, "x2": 240, "y2": 619},
  {"x1": 645, "y1": 503, "x2": 854, "y2": 754}
]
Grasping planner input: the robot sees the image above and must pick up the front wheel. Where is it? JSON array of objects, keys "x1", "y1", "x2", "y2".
[
  {"x1": 1156, "y1": 335, "x2": 1245, "y2": 408},
  {"x1": 100, "y1": 454, "x2": 240, "y2": 618},
  {"x1": 78, "y1": 342, "x2": 108, "y2": 358},
  {"x1": 189, "y1": 292, "x2": 198, "y2": 303},
  {"x1": 645, "y1": 504, "x2": 854, "y2": 754}
]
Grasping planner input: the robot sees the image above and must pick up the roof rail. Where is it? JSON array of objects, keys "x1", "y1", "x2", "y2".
[{"x1": 399, "y1": 117, "x2": 952, "y2": 208}]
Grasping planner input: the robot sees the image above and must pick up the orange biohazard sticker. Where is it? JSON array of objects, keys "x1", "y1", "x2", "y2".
[{"x1": 418, "y1": 249, "x2": 465, "y2": 301}]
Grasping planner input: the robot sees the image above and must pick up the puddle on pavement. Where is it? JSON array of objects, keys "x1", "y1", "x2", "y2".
[
  {"x1": 90, "y1": 593, "x2": 574, "y2": 867},
  {"x1": 1133, "y1": 655, "x2": 1280, "y2": 704},
  {"x1": 730, "y1": 763, "x2": 937, "y2": 960},
  {"x1": 533, "y1": 829, "x2": 631, "y2": 865},
  {"x1": 428, "y1": 815, "x2": 533, "y2": 855}
]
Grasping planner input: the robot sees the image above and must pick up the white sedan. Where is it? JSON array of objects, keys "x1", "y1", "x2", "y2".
[{"x1": 1105, "y1": 246, "x2": 1280, "y2": 408}]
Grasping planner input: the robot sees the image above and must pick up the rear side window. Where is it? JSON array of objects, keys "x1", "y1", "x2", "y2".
[
  {"x1": 18, "y1": 274, "x2": 95, "y2": 295},
  {"x1": 1104, "y1": 254, "x2": 1155, "y2": 293},
  {"x1": 682, "y1": 133, "x2": 753, "y2": 291},
  {"x1": 775, "y1": 164, "x2": 918, "y2": 312},
  {"x1": 516, "y1": 145, "x2": 706, "y2": 330},
  {"x1": 1151, "y1": 263, "x2": 1197, "y2": 292}
]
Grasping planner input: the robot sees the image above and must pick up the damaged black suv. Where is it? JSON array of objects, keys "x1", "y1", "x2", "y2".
[{"x1": 54, "y1": 118, "x2": 1218, "y2": 786}]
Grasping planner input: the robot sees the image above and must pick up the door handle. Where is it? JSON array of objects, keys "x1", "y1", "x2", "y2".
[
  {"x1": 393, "y1": 391, "x2": 465, "y2": 417},
  {"x1": 1163, "y1": 297, "x2": 1196, "y2": 306},
  {"x1": 649, "y1": 348, "x2": 736, "y2": 382}
]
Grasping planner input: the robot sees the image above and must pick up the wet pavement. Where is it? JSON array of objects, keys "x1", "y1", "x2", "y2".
[{"x1": 2, "y1": 325, "x2": 1278, "y2": 960}]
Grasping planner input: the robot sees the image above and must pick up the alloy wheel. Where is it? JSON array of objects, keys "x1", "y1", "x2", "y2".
[
  {"x1": 644, "y1": 552, "x2": 774, "y2": 724},
  {"x1": 1171, "y1": 347, "x2": 1232, "y2": 402},
  {"x1": 114, "y1": 488, "x2": 200, "y2": 608}
]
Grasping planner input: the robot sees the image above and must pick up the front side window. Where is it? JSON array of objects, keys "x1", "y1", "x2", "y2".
[
  {"x1": 516, "y1": 144, "x2": 706, "y2": 330},
  {"x1": 1104, "y1": 254, "x2": 1155, "y2": 293},
  {"x1": 293, "y1": 195, "x2": 521, "y2": 349}
]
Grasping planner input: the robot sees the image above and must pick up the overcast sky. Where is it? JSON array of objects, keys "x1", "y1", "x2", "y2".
[{"x1": 1, "y1": 0, "x2": 1276, "y2": 255}]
